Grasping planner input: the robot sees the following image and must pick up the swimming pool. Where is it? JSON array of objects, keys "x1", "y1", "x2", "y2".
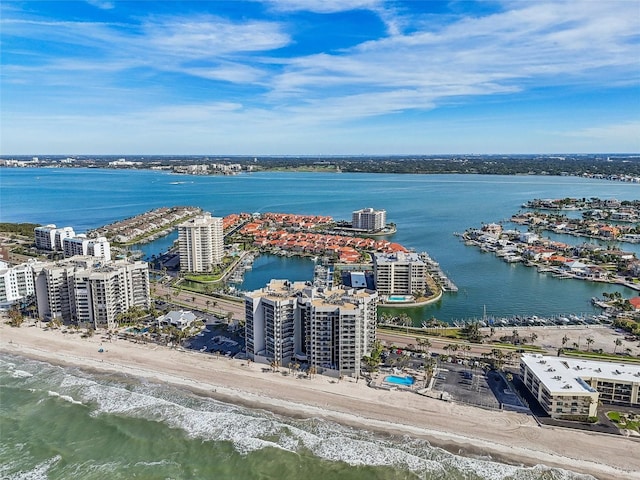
[
  {"x1": 383, "y1": 375, "x2": 415, "y2": 386},
  {"x1": 124, "y1": 327, "x2": 149, "y2": 334},
  {"x1": 386, "y1": 295, "x2": 413, "y2": 303}
]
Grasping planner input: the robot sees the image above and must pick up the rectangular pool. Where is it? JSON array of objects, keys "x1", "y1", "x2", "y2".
[{"x1": 384, "y1": 375, "x2": 415, "y2": 386}]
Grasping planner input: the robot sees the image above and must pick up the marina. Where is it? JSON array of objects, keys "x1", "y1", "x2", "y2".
[{"x1": 445, "y1": 312, "x2": 612, "y2": 329}]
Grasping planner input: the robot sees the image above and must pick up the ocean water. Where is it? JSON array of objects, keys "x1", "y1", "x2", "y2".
[
  {"x1": 0, "y1": 354, "x2": 594, "y2": 480},
  {"x1": 2, "y1": 167, "x2": 638, "y2": 322}
]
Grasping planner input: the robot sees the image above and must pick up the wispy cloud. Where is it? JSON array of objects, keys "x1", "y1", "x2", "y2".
[
  {"x1": 562, "y1": 121, "x2": 640, "y2": 142},
  {"x1": 264, "y1": 0, "x2": 383, "y2": 14},
  {"x1": 86, "y1": 0, "x2": 115, "y2": 10},
  {"x1": 1, "y1": 0, "x2": 638, "y2": 154},
  {"x1": 141, "y1": 15, "x2": 290, "y2": 57}
]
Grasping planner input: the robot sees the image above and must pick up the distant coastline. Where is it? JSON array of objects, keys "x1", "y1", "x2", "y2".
[{"x1": 2, "y1": 154, "x2": 639, "y2": 181}]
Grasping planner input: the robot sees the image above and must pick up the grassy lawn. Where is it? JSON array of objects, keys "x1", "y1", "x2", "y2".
[
  {"x1": 607, "y1": 411, "x2": 640, "y2": 432},
  {"x1": 563, "y1": 350, "x2": 640, "y2": 364},
  {"x1": 185, "y1": 274, "x2": 223, "y2": 282}
]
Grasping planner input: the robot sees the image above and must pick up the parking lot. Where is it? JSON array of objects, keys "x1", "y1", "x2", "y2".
[{"x1": 431, "y1": 361, "x2": 526, "y2": 410}]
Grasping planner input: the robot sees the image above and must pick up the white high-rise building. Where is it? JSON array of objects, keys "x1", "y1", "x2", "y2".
[
  {"x1": 352, "y1": 208, "x2": 386, "y2": 232},
  {"x1": 35, "y1": 225, "x2": 76, "y2": 251},
  {"x1": 373, "y1": 252, "x2": 427, "y2": 295},
  {"x1": 0, "y1": 260, "x2": 43, "y2": 308},
  {"x1": 34, "y1": 225, "x2": 57, "y2": 250},
  {"x1": 178, "y1": 213, "x2": 224, "y2": 272},
  {"x1": 245, "y1": 280, "x2": 378, "y2": 377},
  {"x1": 33, "y1": 257, "x2": 149, "y2": 329},
  {"x1": 63, "y1": 235, "x2": 111, "y2": 261}
]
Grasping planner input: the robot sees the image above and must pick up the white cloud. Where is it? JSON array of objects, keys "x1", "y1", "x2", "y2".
[
  {"x1": 142, "y1": 15, "x2": 290, "y2": 57},
  {"x1": 562, "y1": 121, "x2": 640, "y2": 142},
  {"x1": 264, "y1": 0, "x2": 639, "y2": 117},
  {"x1": 2, "y1": 0, "x2": 639, "y2": 154},
  {"x1": 264, "y1": 0, "x2": 382, "y2": 14},
  {"x1": 86, "y1": 0, "x2": 115, "y2": 10}
]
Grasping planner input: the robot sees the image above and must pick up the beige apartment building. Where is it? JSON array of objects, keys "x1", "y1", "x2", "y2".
[
  {"x1": 373, "y1": 251, "x2": 427, "y2": 295},
  {"x1": 33, "y1": 257, "x2": 149, "y2": 329},
  {"x1": 245, "y1": 280, "x2": 378, "y2": 377},
  {"x1": 178, "y1": 213, "x2": 224, "y2": 272}
]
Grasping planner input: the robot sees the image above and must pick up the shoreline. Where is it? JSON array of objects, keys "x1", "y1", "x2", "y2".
[{"x1": 2, "y1": 323, "x2": 639, "y2": 479}]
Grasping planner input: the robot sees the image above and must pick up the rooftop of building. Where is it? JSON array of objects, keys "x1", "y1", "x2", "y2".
[
  {"x1": 246, "y1": 279, "x2": 377, "y2": 307},
  {"x1": 521, "y1": 353, "x2": 640, "y2": 395},
  {"x1": 373, "y1": 251, "x2": 425, "y2": 264},
  {"x1": 179, "y1": 212, "x2": 222, "y2": 226}
]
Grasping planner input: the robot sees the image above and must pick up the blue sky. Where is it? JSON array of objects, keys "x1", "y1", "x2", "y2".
[{"x1": 1, "y1": 0, "x2": 639, "y2": 155}]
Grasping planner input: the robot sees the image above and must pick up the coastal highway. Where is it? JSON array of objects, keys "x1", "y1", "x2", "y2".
[
  {"x1": 151, "y1": 283, "x2": 245, "y2": 321},
  {"x1": 376, "y1": 330, "x2": 529, "y2": 359}
]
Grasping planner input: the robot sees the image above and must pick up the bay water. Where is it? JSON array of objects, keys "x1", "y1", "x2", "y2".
[
  {"x1": 1, "y1": 167, "x2": 637, "y2": 478},
  {"x1": 2, "y1": 167, "x2": 638, "y2": 322}
]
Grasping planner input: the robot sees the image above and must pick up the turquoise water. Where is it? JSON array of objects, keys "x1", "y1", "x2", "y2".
[
  {"x1": 384, "y1": 375, "x2": 415, "y2": 386},
  {"x1": 388, "y1": 295, "x2": 413, "y2": 302},
  {"x1": 0, "y1": 354, "x2": 591, "y2": 480},
  {"x1": 2, "y1": 167, "x2": 637, "y2": 322}
]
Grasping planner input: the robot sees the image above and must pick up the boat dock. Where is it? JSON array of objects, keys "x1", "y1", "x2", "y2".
[
  {"x1": 448, "y1": 312, "x2": 611, "y2": 329},
  {"x1": 420, "y1": 252, "x2": 458, "y2": 292}
]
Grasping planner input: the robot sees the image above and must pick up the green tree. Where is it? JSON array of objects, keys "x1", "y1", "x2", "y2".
[
  {"x1": 6, "y1": 306, "x2": 25, "y2": 327},
  {"x1": 586, "y1": 337, "x2": 594, "y2": 352},
  {"x1": 614, "y1": 338, "x2": 623, "y2": 354}
]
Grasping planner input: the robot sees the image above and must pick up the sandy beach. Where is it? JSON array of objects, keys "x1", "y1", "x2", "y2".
[{"x1": 2, "y1": 321, "x2": 639, "y2": 480}]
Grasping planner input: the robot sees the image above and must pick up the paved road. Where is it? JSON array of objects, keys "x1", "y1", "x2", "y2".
[
  {"x1": 377, "y1": 330, "x2": 525, "y2": 360},
  {"x1": 152, "y1": 283, "x2": 245, "y2": 321}
]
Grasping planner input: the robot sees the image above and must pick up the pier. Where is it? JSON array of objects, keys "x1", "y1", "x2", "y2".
[{"x1": 420, "y1": 252, "x2": 458, "y2": 292}]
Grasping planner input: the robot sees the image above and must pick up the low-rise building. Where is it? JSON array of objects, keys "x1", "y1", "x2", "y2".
[
  {"x1": 157, "y1": 310, "x2": 198, "y2": 330},
  {"x1": 520, "y1": 354, "x2": 640, "y2": 420}
]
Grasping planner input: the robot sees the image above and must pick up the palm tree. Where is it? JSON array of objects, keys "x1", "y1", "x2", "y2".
[
  {"x1": 586, "y1": 336, "x2": 594, "y2": 352},
  {"x1": 614, "y1": 338, "x2": 623, "y2": 354},
  {"x1": 530, "y1": 332, "x2": 538, "y2": 344},
  {"x1": 270, "y1": 360, "x2": 280, "y2": 373},
  {"x1": 562, "y1": 334, "x2": 570, "y2": 347}
]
